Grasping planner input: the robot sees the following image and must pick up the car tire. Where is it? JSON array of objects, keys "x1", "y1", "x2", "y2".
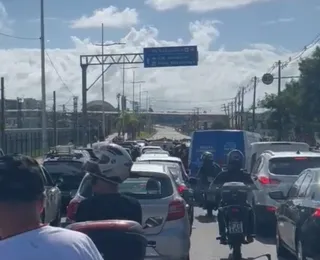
[
  {"x1": 276, "y1": 227, "x2": 288, "y2": 258},
  {"x1": 51, "y1": 209, "x2": 61, "y2": 227}
]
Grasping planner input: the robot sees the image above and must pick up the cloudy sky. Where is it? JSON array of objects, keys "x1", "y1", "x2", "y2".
[{"x1": 0, "y1": 0, "x2": 319, "y2": 112}]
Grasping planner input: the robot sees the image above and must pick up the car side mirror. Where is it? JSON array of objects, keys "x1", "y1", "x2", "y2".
[{"x1": 269, "y1": 191, "x2": 287, "y2": 200}]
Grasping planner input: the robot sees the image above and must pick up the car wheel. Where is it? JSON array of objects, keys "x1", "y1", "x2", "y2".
[
  {"x1": 51, "y1": 209, "x2": 61, "y2": 227},
  {"x1": 296, "y1": 238, "x2": 306, "y2": 260},
  {"x1": 276, "y1": 227, "x2": 288, "y2": 258}
]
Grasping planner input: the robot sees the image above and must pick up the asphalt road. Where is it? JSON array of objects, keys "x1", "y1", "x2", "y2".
[
  {"x1": 60, "y1": 127, "x2": 280, "y2": 259},
  {"x1": 190, "y1": 207, "x2": 278, "y2": 260},
  {"x1": 151, "y1": 125, "x2": 190, "y2": 140},
  {"x1": 61, "y1": 207, "x2": 278, "y2": 260}
]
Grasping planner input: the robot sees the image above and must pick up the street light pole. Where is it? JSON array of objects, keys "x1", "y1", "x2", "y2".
[
  {"x1": 40, "y1": 0, "x2": 47, "y2": 153},
  {"x1": 101, "y1": 23, "x2": 105, "y2": 139}
]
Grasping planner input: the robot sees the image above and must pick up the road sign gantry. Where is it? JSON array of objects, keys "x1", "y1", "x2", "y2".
[{"x1": 80, "y1": 45, "x2": 198, "y2": 146}]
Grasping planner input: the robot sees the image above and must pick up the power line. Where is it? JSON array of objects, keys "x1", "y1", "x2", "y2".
[
  {"x1": 231, "y1": 32, "x2": 320, "y2": 110},
  {"x1": 45, "y1": 51, "x2": 75, "y2": 105},
  {"x1": 0, "y1": 31, "x2": 39, "y2": 40}
]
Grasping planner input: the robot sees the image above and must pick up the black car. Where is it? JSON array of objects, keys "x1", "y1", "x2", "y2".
[
  {"x1": 270, "y1": 167, "x2": 320, "y2": 260},
  {"x1": 43, "y1": 154, "x2": 87, "y2": 213}
]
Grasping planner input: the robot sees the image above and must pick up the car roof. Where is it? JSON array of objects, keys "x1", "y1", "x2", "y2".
[
  {"x1": 131, "y1": 163, "x2": 167, "y2": 174},
  {"x1": 142, "y1": 146, "x2": 162, "y2": 149},
  {"x1": 251, "y1": 141, "x2": 309, "y2": 147},
  {"x1": 262, "y1": 151, "x2": 320, "y2": 159},
  {"x1": 138, "y1": 155, "x2": 181, "y2": 162}
]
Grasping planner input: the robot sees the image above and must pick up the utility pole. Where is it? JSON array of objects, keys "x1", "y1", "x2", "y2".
[
  {"x1": 252, "y1": 76, "x2": 257, "y2": 131},
  {"x1": 73, "y1": 96, "x2": 79, "y2": 145},
  {"x1": 234, "y1": 96, "x2": 238, "y2": 128},
  {"x1": 101, "y1": 23, "x2": 106, "y2": 138},
  {"x1": 277, "y1": 60, "x2": 282, "y2": 141},
  {"x1": 40, "y1": 0, "x2": 47, "y2": 153},
  {"x1": 17, "y1": 98, "x2": 22, "y2": 128},
  {"x1": 122, "y1": 57, "x2": 125, "y2": 135},
  {"x1": 230, "y1": 102, "x2": 234, "y2": 128},
  {"x1": 237, "y1": 91, "x2": 241, "y2": 129},
  {"x1": 241, "y1": 87, "x2": 245, "y2": 129},
  {"x1": 0, "y1": 77, "x2": 5, "y2": 151},
  {"x1": 139, "y1": 85, "x2": 142, "y2": 113},
  {"x1": 53, "y1": 91, "x2": 57, "y2": 146},
  {"x1": 131, "y1": 72, "x2": 145, "y2": 112}
]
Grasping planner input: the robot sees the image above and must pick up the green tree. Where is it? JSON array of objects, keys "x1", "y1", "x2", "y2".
[
  {"x1": 116, "y1": 112, "x2": 141, "y2": 139},
  {"x1": 258, "y1": 46, "x2": 320, "y2": 141}
]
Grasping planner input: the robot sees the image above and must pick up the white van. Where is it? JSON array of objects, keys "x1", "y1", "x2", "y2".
[{"x1": 248, "y1": 141, "x2": 310, "y2": 172}]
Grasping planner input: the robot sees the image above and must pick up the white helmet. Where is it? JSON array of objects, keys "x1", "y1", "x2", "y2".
[{"x1": 84, "y1": 142, "x2": 133, "y2": 184}]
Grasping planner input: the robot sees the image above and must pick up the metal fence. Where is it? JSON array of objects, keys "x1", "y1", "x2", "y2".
[{"x1": 0, "y1": 128, "x2": 74, "y2": 157}]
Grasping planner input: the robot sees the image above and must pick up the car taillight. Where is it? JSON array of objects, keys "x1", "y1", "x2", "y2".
[
  {"x1": 166, "y1": 200, "x2": 185, "y2": 221},
  {"x1": 266, "y1": 206, "x2": 277, "y2": 212},
  {"x1": 177, "y1": 184, "x2": 188, "y2": 194},
  {"x1": 258, "y1": 176, "x2": 280, "y2": 185},
  {"x1": 231, "y1": 208, "x2": 239, "y2": 212},
  {"x1": 312, "y1": 209, "x2": 320, "y2": 218},
  {"x1": 67, "y1": 199, "x2": 80, "y2": 221}
]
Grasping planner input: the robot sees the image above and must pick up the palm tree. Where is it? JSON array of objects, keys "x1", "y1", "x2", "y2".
[{"x1": 116, "y1": 112, "x2": 139, "y2": 139}]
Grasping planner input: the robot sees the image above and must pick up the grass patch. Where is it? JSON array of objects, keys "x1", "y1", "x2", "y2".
[{"x1": 138, "y1": 130, "x2": 156, "y2": 139}]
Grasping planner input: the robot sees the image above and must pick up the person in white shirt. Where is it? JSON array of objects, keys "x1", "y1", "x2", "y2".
[{"x1": 0, "y1": 154, "x2": 103, "y2": 260}]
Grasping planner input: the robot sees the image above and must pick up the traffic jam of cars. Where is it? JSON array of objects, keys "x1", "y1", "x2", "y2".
[{"x1": 31, "y1": 132, "x2": 320, "y2": 260}]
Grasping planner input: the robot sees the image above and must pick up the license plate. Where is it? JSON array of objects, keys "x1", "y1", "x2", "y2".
[{"x1": 228, "y1": 221, "x2": 243, "y2": 234}]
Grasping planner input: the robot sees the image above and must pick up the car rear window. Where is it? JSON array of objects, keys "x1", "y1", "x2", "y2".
[
  {"x1": 142, "y1": 148, "x2": 161, "y2": 154},
  {"x1": 43, "y1": 161, "x2": 83, "y2": 175},
  {"x1": 79, "y1": 173, "x2": 173, "y2": 199},
  {"x1": 268, "y1": 157, "x2": 320, "y2": 175}
]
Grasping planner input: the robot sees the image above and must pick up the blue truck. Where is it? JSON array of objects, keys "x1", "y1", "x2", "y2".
[{"x1": 188, "y1": 130, "x2": 261, "y2": 176}]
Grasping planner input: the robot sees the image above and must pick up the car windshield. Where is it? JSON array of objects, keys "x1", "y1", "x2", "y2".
[
  {"x1": 43, "y1": 161, "x2": 83, "y2": 176},
  {"x1": 269, "y1": 157, "x2": 320, "y2": 175},
  {"x1": 142, "y1": 148, "x2": 161, "y2": 154},
  {"x1": 79, "y1": 173, "x2": 173, "y2": 199},
  {"x1": 144, "y1": 160, "x2": 185, "y2": 181}
]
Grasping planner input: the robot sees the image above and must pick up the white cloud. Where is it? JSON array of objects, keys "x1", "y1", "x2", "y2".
[
  {"x1": 70, "y1": 6, "x2": 138, "y2": 29},
  {"x1": 0, "y1": 20, "x2": 315, "y2": 113},
  {"x1": 262, "y1": 17, "x2": 294, "y2": 25},
  {"x1": 0, "y1": 2, "x2": 13, "y2": 33},
  {"x1": 145, "y1": 0, "x2": 270, "y2": 12}
]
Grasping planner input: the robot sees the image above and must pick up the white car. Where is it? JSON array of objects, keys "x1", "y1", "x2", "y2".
[
  {"x1": 67, "y1": 163, "x2": 191, "y2": 259},
  {"x1": 141, "y1": 146, "x2": 163, "y2": 154}
]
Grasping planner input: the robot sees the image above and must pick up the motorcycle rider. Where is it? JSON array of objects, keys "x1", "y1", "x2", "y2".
[
  {"x1": 213, "y1": 149, "x2": 255, "y2": 244},
  {"x1": 75, "y1": 142, "x2": 142, "y2": 224},
  {"x1": 197, "y1": 151, "x2": 221, "y2": 217}
]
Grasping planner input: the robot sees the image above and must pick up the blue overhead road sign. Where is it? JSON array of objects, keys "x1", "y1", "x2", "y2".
[{"x1": 143, "y1": 45, "x2": 198, "y2": 68}]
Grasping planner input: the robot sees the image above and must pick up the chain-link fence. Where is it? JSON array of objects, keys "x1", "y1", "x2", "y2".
[{"x1": 0, "y1": 128, "x2": 74, "y2": 157}]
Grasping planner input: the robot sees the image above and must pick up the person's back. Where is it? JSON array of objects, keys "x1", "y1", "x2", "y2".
[
  {"x1": 75, "y1": 142, "x2": 142, "y2": 225},
  {"x1": 1, "y1": 226, "x2": 102, "y2": 260},
  {"x1": 76, "y1": 193, "x2": 142, "y2": 224},
  {"x1": 0, "y1": 154, "x2": 102, "y2": 260}
]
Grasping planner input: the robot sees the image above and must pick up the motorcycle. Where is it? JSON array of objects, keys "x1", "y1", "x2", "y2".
[
  {"x1": 66, "y1": 218, "x2": 159, "y2": 260},
  {"x1": 211, "y1": 181, "x2": 259, "y2": 260}
]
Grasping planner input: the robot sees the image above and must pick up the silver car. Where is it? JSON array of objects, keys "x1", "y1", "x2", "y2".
[
  {"x1": 251, "y1": 150, "x2": 320, "y2": 231},
  {"x1": 68, "y1": 163, "x2": 191, "y2": 260}
]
